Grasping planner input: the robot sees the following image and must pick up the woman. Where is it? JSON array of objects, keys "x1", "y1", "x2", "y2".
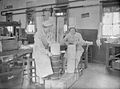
[
  {"x1": 64, "y1": 27, "x2": 92, "y2": 73},
  {"x1": 32, "y1": 17, "x2": 53, "y2": 85}
]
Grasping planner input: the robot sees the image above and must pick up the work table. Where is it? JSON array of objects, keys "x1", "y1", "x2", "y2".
[
  {"x1": 0, "y1": 44, "x2": 33, "y2": 60},
  {"x1": 0, "y1": 44, "x2": 33, "y2": 88}
]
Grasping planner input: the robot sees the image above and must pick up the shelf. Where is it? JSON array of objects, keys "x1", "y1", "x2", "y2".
[{"x1": 106, "y1": 43, "x2": 120, "y2": 70}]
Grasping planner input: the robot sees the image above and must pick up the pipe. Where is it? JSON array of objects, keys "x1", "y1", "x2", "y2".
[
  {"x1": 1, "y1": 8, "x2": 51, "y2": 16},
  {"x1": 1, "y1": 3, "x2": 99, "y2": 16},
  {"x1": 1, "y1": 1, "x2": 119, "y2": 16},
  {"x1": 1, "y1": 0, "x2": 85, "y2": 15},
  {"x1": 12, "y1": 9, "x2": 49, "y2": 16}
]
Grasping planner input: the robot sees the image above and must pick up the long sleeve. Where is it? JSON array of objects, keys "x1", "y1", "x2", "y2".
[
  {"x1": 63, "y1": 33, "x2": 76, "y2": 45},
  {"x1": 75, "y1": 33, "x2": 86, "y2": 45},
  {"x1": 63, "y1": 33, "x2": 70, "y2": 45},
  {"x1": 33, "y1": 32, "x2": 50, "y2": 56}
]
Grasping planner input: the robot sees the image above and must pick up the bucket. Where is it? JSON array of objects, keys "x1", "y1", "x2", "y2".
[{"x1": 50, "y1": 55, "x2": 61, "y2": 74}]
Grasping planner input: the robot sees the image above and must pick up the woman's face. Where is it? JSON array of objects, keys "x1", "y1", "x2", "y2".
[
  {"x1": 43, "y1": 25, "x2": 52, "y2": 34},
  {"x1": 44, "y1": 27, "x2": 49, "y2": 34},
  {"x1": 70, "y1": 28, "x2": 76, "y2": 35}
]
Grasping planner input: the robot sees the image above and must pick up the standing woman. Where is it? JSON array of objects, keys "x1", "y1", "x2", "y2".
[{"x1": 32, "y1": 17, "x2": 53, "y2": 85}]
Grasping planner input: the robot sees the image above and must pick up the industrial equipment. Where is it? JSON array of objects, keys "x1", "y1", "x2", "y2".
[{"x1": 0, "y1": 21, "x2": 21, "y2": 52}]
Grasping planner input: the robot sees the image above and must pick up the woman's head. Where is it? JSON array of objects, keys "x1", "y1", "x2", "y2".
[
  {"x1": 42, "y1": 17, "x2": 54, "y2": 34},
  {"x1": 69, "y1": 27, "x2": 76, "y2": 35}
]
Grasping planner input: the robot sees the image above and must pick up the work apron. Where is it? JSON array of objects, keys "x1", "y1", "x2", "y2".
[
  {"x1": 32, "y1": 44, "x2": 53, "y2": 84},
  {"x1": 67, "y1": 45, "x2": 76, "y2": 73},
  {"x1": 66, "y1": 44, "x2": 84, "y2": 73}
]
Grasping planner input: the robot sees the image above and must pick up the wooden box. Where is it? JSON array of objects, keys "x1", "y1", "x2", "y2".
[
  {"x1": 0, "y1": 37, "x2": 19, "y2": 52},
  {"x1": 45, "y1": 73, "x2": 77, "y2": 89}
]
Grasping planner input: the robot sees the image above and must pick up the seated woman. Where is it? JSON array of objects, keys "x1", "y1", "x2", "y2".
[{"x1": 63, "y1": 27, "x2": 93, "y2": 73}]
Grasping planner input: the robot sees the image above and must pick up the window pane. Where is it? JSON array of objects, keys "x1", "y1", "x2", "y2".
[
  {"x1": 26, "y1": 24, "x2": 35, "y2": 34},
  {"x1": 103, "y1": 8, "x2": 111, "y2": 13},
  {"x1": 113, "y1": 12, "x2": 120, "y2": 24},
  {"x1": 102, "y1": 25, "x2": 113, "y2": 35},
  {"x1": 113, "y1": 25, "x2": 120, "y2": 35},
  {"x1": 103, "y1": 13, "x2": 113, "y2": 25}
]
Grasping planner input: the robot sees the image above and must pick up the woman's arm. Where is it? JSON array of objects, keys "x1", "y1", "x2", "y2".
[
  {"x1": 76, "y1": 33, "x2": 93, "y2": 45},
  {"x1": 75, "y1": 33, "x2": 86, "y2": 45},
  {"x1": 63, "y1": 34, "x2": 70, "y2": 45}
]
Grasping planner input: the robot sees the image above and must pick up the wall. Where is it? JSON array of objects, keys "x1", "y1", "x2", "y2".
[
  {"x1": 0, "y1": 0, "x2": 101, "y2": 28},
  {"x1": 0, "y1": 0, "x2": 26, "y2": 27},
  {"x1": 0, "y1": 0, "x2": 106, "y2": 63},
  {"x1": 69, "y1": 0, "x2": 107, "y2": 64},
  {"x1": 0, "y1": 0, "x2": 55, "y2": 27},
  {"x1": 0, "y1": 0, "x2": 6, "y2": 21},
  {"x1": 69, "y1": 0, "x2": 100, "y2": 29}
]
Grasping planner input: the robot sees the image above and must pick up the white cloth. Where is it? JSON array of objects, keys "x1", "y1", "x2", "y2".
[
  {"x1": 75, "y1": 50, "x2": 84, "y2": 68},
  {"x1": 32, "y1": 16, "x2": 53, "y2": 84},
  {"x1": 66, "y1": 45, "x2": 84, "y2": 73}
]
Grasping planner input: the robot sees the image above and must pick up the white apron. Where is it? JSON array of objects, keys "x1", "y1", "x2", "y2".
[
  {"x1": 32, "y1": 32, "x2": 53, "y2": 84},
  {"x1": 75, "y1": 45, "x2": 84, "y2": 68},
  {"x1": 67, "y1": 45, "x2": 76, "y2": 73}
]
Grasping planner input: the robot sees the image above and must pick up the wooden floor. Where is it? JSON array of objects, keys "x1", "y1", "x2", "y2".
[
  {"x1": 0, "y1": 63, "x2": 120, "y2": 89},
  {"x1": 70, "y1": 63, "x2": 120, "y2": 89}
]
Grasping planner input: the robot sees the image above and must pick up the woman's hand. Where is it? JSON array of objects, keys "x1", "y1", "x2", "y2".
[
  {"x1": 48, "y1": 52, "x2": 52, "y2": 57},
  {"x1": 46, "y1": 50, "x2": 52, "y2": 56},
  {"x1": 86, "y1": 41, "x2": 93, "y2": 45}
]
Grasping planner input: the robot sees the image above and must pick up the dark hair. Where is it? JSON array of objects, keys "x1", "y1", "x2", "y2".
[{"x1": 69, "y1": 27, "x2": 76, "y2": 32}]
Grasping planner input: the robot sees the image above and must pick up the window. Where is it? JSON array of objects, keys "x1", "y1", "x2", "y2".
[
  {"x1": 26, "y1": 21, "x2": 35, "y2": 34},
  {"x1": 26, "y1": 8, "x2": 36, "y2": 34},
  {"x1": 6, "y1": 26, "x2": 13, "y2": 33},
  {"x1": 102, "y1": 6, "x2": 120, "y2": 37}
]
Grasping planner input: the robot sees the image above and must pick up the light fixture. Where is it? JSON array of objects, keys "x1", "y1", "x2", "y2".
[{"x1": 55, "y1": 12, "x2": 64, "y2": 16}]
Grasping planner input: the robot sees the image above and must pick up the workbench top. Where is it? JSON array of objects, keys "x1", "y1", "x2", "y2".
[{"x1": 0, "y1": 44, "x2": 33, "y2": 57}]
